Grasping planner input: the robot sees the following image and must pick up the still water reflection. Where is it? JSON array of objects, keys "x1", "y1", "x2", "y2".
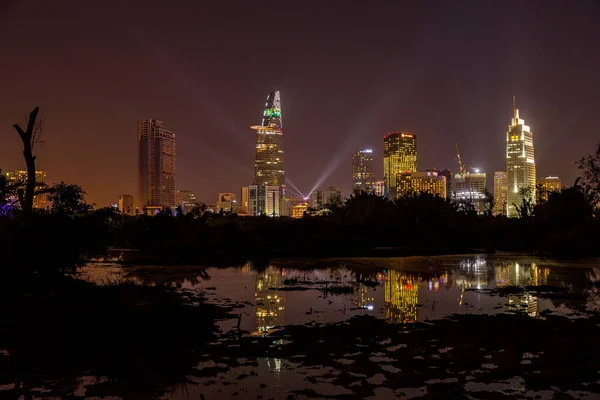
[
  {"x1": 72, "y1": 256, "x2": 600, "y2": 399},
  {"x1": 81, "y1": 255, "x2": 599, "y2": 333}
]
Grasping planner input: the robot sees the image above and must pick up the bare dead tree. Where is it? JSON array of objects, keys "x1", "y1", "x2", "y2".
[{"x1": 12, "y1": 107, "x2": 41, "y2": 217}]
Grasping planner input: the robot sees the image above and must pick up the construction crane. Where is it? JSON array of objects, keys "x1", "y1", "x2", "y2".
[
  {"x1": 455, "y1": 142, "x2": 473, "y2": 204},
  {"x1": 455, "y1": 142, "x2": 466, "y2": 176}
]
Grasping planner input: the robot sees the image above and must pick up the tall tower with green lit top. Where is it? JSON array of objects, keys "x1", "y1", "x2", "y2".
[{"x1": 251, "y1": 91, "x2": 285, "y2": 189}]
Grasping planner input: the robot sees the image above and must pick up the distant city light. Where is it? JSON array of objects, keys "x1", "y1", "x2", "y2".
[
  {"x1": 361, "y1": 149, "x2": 373, "y2": 153},
  {"x1": 366, "y1": 305, "x2": 374, "y2": 311}
]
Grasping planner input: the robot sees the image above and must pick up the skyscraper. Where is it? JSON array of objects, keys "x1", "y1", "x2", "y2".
[
  {"x1": 6, "y1": 170, "x2": 49, "y2": 209},
  {"x1": 138, "y1": 119, "x2": 176, "y2": 210},
  {"x1": 384, "y1": 132, "x2": 417, "y2": 199},
  {"x1": 506, "y1": 97, "x2": 536, "y2": 217},
  {"x1": 240, "y1": 186, "x2": 249, "y2": 214},
  {"x1": 453, "y1": 169, "x2": 487, "y2": 214},
  {"x1": 118, "y1": 194, "x2": 134, "y2": 215},
  {"x1": 265, "y1": 186, "x2": 280, "y2": 216},
  {"x1": 537, "y1": 176, "x2": 561, "y2": 203},
  {"x1": 280, "y1": 196, "x2": 304, "y2": 217},
  {"x1": 493, "y1": 171, "x2": 508, "y2": 216},
  {"x1": 425, "y1": 168, "x2": 453, "y2": 200},
  {"x1": 176, "y1": 190, "x2": 198, "y2": 214},
  {"x1": 352, "y1": 149, "x2": 376, "y2": 191},
  {"x1": 248, "y1": 184, "x2": 266, "y2": 216},
  {"x1": 396, "y1": 171, "x2": 447, "y2": 198},
  {"x1": 252, "y1": 91, "x2": 285, "y2": 189},
  {"x1": 375, "y1": 180, "x2": 385, "y2": 197},
  {"x1": 310, "y1": 187, "x2": 342, "y2": 210}
]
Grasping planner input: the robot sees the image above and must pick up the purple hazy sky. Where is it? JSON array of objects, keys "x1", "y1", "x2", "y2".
[{"x1": 1, "y1": 0, "x2": 599, "y2": 206}]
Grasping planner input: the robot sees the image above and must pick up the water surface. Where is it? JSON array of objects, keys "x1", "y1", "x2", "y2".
[{"x1": 76, "y1": 254, "x2": 600, "y2": 399}]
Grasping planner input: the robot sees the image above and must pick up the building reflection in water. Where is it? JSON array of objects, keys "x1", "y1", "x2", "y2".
[
  {"x1": 452, "y1": 256, "x2": 490, "y2": 306},
  {"x1": 353, "y1": 274, "x2": 375, "y2": 310},
  {"x1": 384, "y1": 269, "x2": 419, "y2": 323},
  {"x1": 255, "y1": 266, "x2": 285, "y2": 334},
  {"x1": 254, "y1": 266, "x2": 284, "y2": 373},
  {"x1": 453, "y1": 256, "x2": 489, "y2": 290},
  {"x1": 495, "y1": 262, "x2": 549, "y2": 287},
  {"x1": 495, "y1": 262, "x2": 550, "y2": 317}
]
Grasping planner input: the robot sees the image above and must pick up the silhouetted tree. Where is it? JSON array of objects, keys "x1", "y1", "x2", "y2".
[
  {"x1": 336, "y1": 191, "x2": 394, "y2": 225},
  {"x1": 483, "y1": 189, "x2": 494, "y2": 217},
  {"x1": 158, "y1": 207, "x2": 173, "y2": 217},
  {"x1": 12, "y1": 107, "x2": 42, "y2": 217},
  {"x1": 48, "y1": 182, "x2": 92, "y2": 216},
  {"x1": 514, "y1": 187, "x2": 534, "y2": 220},
  {"x1": 577, "y1": 141, "x2": 600, "y2": 210},
  {"x1": 534, "y1": 184, "x2": 593, "y2": 227},
  {"x1": 453, "y1": 198, "x2": 477, "y2": 216}
]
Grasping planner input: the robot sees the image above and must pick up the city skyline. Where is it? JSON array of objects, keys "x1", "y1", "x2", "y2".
[{"x1": 1, "y1": 1, "x2": 599, "y2": 206}]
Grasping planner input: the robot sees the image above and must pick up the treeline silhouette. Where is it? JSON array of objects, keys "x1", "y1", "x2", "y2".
[
  {"x1": 1, "y1": 107, "x2": 599, "y2": 275},
  {"x1": 5, "y1": 168, "x2": 597, "y2": 273},
  {"x1": 114, "y1": 180, "x2": 599, "y2": 266}
]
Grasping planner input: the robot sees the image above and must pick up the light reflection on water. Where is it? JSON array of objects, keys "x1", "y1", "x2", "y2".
[
  {"x1": 81, "y1": 255, "x2": 599, "y2": 334},
  {"x1": 75, "y1": 256, "x2": 600, "y2": 399},
  {"x1": 199, "y1": 257, "x2": 583, "y2": 333}
]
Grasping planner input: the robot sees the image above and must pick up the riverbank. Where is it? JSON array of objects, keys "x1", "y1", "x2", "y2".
[{"x1": 115, "y1": 246, "x2": 492, "y2": 267}]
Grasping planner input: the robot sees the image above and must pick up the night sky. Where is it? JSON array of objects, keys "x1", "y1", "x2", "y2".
[{"x1": 1, "y1": 1, "x2": 599, "y2": 206}]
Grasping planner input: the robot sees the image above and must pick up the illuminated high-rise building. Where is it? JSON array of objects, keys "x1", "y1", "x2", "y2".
[
  {"x1": 506, "y1": 97, "x2": 536, "y2": 217},
  {"x1": 248, "y1": 184, "x2": 265, "y2": 216},
  {"x1": 291, "y1": 203, "x2": 309, "y2": 218},
  {"x1": 310, "y1": 187, "x2": 342, "y2": 210},
  {"x1": 252, "y1": 91, "x2": 285, "y2": 189},
  {"x1": 453, "y1": 169, "x2": 487, "y2": 213},
  {"x1": 248, "y1": 185, "x2": 280, "y2": 216},
  {"x1": 310, "y1": 191, "x2": 323, "y2": 210},
  {"x1": 265, "y1": 186, "x2": 280, "y2": 216},
  {"x1": 280, "y1": 196, "x2": 304, "y2": 217},
  {"x1": 216, "y1": 192, "x2": 237, "y2": 213},
  {"x1": 138, "y1": 119, "x2": 176, "y2": 210},
  {"x1": 352, "y1": 149, "x2": 376, "y2": 191},
  {"x1": 384, "y1": 132, "x2": 417, "y2": 199},
  {"x1": 6, "y1": 170, "x2": 49, "y2": 209},
  {"x1": 240, "y1": 186, "x2": 249, "y2": 214},
  {"x1": 118, "y1": 194, "x2": 134, "y2": 215},
  {"x1": 396, "y1": 171, "x2": 446, "y2": 198},
  {"x1": 375, "y1": 180, "x2": 385, "y2": 197},
  {"x1": 322, "y1": 187, "x2": 342, "y2": 206},
  {"x1": 437, "y1": 169, "x2": 453, "y2": 200},
  {"x1": 536, "y1": 176, "x2": 561, "y2": 203},
  {"x1": 176, "y1": 190, "x2": 197, "y2": 214},
  {"x1": 493, "y1": 171, "x2": 508, "y2": 216}
]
